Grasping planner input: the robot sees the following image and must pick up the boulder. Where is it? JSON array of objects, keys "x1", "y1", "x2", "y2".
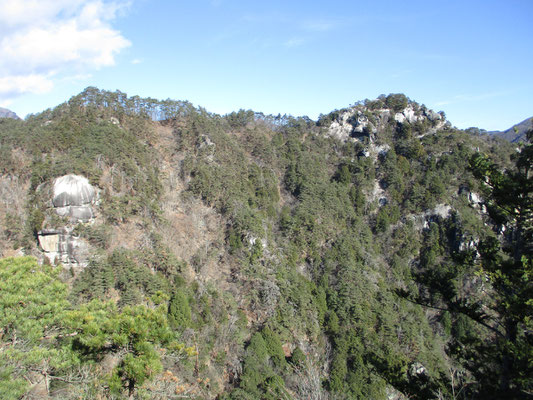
[
  {"x1": 409, "y1": 362, "x2": 428, "y2": 378},
  {"x1": 52, "y1": 175, "x2": 96, "y2": 222},
  {"x1": 394, "y1": 106, "x2": 419, "y2": 124},
  {"x1": 55, "y1": 205, "x2": 94, "y2": 221},
  {"x1": 37, "y1": 174, "x2": 97, "y2": 266},
  {"x1": 425, "y1": 109, "x2": 442, "y2": 122},
  {"x1": 53, "y1": 175, "x2": 96, "y2": 207}
]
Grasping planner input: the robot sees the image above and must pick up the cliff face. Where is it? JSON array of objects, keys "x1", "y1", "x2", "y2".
[
  {"x1": 36, "y1": 175, "x2": 97, "y2": 266},
  {"x1": 0, "y1": 88, "x2": 521, "y2": 399}
]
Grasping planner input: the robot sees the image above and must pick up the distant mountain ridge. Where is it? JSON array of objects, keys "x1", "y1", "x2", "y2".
[
  {"x1": 489, "y1": 116, "x2": 532, "y2": 142},
  {"x1": 0, "y1": 107, "x2": 20, "y2": 120}
]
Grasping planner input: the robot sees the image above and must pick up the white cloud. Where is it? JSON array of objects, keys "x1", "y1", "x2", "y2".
[
  {"x1": 284, "y1": 38, "x2": 305, "y2": 48},
  {"x1": 0, "y1": 74, "x2": 54, "y2": 97},
  {"x1": 59, "y1": 73, "x2": 94, "y2": 82},
  {"x1": 0, "y1": 0, "x2": 130, "y2": 101},
  {"x1": 131, "y1": 58, "x2": 142, "y2": 64}
]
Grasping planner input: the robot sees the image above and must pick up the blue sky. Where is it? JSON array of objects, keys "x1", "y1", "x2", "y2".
[{"x1": 1, "y1": 0, "x2": 532, "y2": 130}]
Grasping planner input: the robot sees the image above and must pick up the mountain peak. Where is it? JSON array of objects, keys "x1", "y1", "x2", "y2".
[
  {"x1": 0, "y1": 107, "x2": 20, "y2": 120},
  {"x1": 319, "y1": 94, "x2": 449, "y2": 143}
]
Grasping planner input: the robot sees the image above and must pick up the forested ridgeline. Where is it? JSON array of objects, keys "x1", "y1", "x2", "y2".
[{"x1": 0, "y1": 88, "x2": 530, "y2": 399}]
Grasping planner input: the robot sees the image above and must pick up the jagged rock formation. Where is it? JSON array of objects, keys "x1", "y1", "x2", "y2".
[{"x1": 325, "y1": 100, "x2": 448, "y2": 145}]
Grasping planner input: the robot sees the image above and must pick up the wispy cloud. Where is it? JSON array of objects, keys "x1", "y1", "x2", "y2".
[
  {"x1": 300, "y1": 19, "x2": 340, "y2": 32},
  {"x1": 241, "y1": 12, "x2": 289, "y2": 25},
  {"x1": 390, "y1": 69, "x2": 412, "y2": 79},
  {"x1": 131, "y1": 58, "x2": 143, "y2": 64},
  {"x1": 60, "y1": 73, "x2": 94, "y2": 83},
  {"x1": 240, "y1": 13, "x2": 341, "y2": 50},
  {"x1": 242, "y1": 14, "x2": 342, "y2": 32},
  {"x1": 284, "y1": 38, "x2": 305, "y2": 48},
  {"x1": 0, "y1": 0, "x2": 130, "y2": 102},
  {"x1": 435, "y1": 91, "x2": 510, "y2": 106}
]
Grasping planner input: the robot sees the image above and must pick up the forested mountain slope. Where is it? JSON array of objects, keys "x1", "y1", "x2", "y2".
[
  {"x1": 489, "y1": 116, "x2": 533, "y2": 143},
  {"x1": 0, "y1": 88, "x2": 530, "y2": 399}
]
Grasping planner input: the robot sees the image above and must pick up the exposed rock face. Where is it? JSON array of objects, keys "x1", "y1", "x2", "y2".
[
  {"x1": 327, "y1": 108, "x2": 385, "y2": 142},
  {"x1": 394, "y1": 105, "x2": 420, "y2": 124},
  {"x1": 52, "y1": 175, "x2": 96, "y2": 222},
  {"x1": 459, "y1": 186, "x2": 487, "y2": 214},
  {"x1": 408, "y1": 362, "x2": 428, "y2": 379},
  {"x1": 425, "y1": 109, "x2": 442, "y2": 122},
  {"x1": 38, "y1": 228, "x2": 90, "y2": 265},
  {"x1": 326, "y1": 100, "x2": 447, "y2": 145},
  {"x1": 328, "y1": 111, "x2": 359, "y2": 142},
  {"x1": 53, "y1": 174, "x2": 96, "y2": 206},
  {"x1": 38, "y1": 174, "x2": 97, "y2": 266},
  {"x1": 409, "y1": 203, "x2": 452, "y2": 231}
]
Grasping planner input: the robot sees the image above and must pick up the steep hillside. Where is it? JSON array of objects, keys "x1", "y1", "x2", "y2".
[
  {"x1": 0, "y1": 89, "x2": 530, "y2": 400},
  {"x1": 489, "y1": 116, "x2": 533, "y2": 142}
]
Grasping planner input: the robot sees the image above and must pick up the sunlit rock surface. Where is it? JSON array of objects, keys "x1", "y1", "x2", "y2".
[
  {"x1": 52, "y1": 175, "x2": 96, "y2": 222},
  {"x1": 38, "y1": 175, "x2": 97, "y2": 266},
  {"x1": 38, "y1": 228, "x2": 90, "y2": 265},
  {"x1": 53, "y1": 174, "x2": 96, "y2": 207}
]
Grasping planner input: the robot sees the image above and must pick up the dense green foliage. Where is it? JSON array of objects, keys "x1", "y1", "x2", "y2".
[
  {"x1": 0, "y1": 257, "x2": 73, "y2": 399},
  {"x1": 0, "y1": 257, "x2": 194, "y2": 399},
  {"x1": 401, "y1": 132, "x2": 533, "y2": 398},
  {"x1": 0, "y1": 88, "x2": 527, "y2": 399}
]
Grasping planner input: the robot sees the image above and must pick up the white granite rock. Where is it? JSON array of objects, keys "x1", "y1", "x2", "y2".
[{"x1": 53, "y1": 175, "x2": 96, "y2": 207}]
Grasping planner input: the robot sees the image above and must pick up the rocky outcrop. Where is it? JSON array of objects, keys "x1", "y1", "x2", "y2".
[
  {"x1": 327, "y1": 108, "x2": 388, "y2": 142},
  {"x1": 38, "y1": 174, "x2": 97, "y2": 266},
  {"x1": 394, "y1": 105, "x2": 420, "y2": 124},
  {"x1": 52, "y1": 175, "x2": 96, "y2": 222},
  {"x1": 38, "y1": 228, "x2": 90, "y2": 265},
  {"x1": 325, "y1": 100, "x2": 447, "y2": 146},
  {"x1": 408, "y1": 362, "x2": 428, "y2": 379},
  {"x1": 459, "y1": 186, "x2": 487, "y2": 214},
  {"x1": 409, "y1": 204, "x2": 452, "y2": 231}
]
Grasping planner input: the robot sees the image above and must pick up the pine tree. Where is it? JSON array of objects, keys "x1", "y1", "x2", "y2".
[
  {"x1": 402, "y1": 131, "x2": 533, "y2": 398},
  {"x1": 168, "y1": 288, "x2": 192, "y2": 330},
  {"x1": 466, "y1": 131, "x2": 533, "y2": 398}
]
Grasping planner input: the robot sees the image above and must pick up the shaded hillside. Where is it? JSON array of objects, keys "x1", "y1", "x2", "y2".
[
  {"x1": 489, "y1": 116, "x2": 533, "y2": 142},
  {"x1": 0, "y1": 88, "x2": 530, "y2": 399}
]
